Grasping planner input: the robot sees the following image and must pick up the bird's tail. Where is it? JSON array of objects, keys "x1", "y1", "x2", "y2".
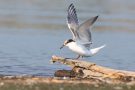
[
  {"x1": 98, "y1": 44, "x2": 106, "y2": 49},
  {"x1": 90, "y1": 44, "x2": 106, "y2": 56}
]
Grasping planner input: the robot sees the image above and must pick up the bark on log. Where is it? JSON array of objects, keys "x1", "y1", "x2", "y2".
[{"x1": 51, "y1": 55, "x2": 135, "y2": 81}]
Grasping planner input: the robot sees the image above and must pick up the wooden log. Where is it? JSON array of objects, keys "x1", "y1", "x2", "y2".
[{"x1": 51, "y1": 55, "x2": 135, "y2": 81}]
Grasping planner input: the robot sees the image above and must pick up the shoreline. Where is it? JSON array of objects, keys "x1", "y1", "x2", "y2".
[
  {"x1": 0, "y1": 75, "x2": 135, "y2": 90},
  {"x1": 0, "y1": 75, "x2": 135, "y2": 85}
]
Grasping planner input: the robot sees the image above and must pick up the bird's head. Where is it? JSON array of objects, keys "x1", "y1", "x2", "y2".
[{"x1": 60, "y1": 39, "x2": 74, "y2": 49}]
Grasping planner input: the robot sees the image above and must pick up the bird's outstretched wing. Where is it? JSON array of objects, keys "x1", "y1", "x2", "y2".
[
  {"x1": 67, "y1": 4, "x2": 98, "y2": 49},
  {"x1": 76, "y1": 16, "x2": 98, "y2": 49},
  {"x1": 67, "y1": 3, "x2": 79, "y2": 40}
]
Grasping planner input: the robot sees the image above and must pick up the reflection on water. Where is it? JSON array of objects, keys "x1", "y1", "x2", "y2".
[{"x1": 0, "y1": 0, "x2": 135, "y2": 76}]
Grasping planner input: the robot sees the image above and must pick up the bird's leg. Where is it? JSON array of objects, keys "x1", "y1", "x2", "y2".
[
  {"x1": 81, "y1": 56, "x2": 84, "y2": 58},
  {"x1": 65, "y1": 58, "x2": 72, "y2": 59},
  {"x1": 76, "y1": 55, "x2": 81, "y2": 59},
  {"x1": 76, "y1": 55, "x2": 84, "y2": 60},
  {"x1": 65, "y1": 55, "x2": 81, "y2": 60}
]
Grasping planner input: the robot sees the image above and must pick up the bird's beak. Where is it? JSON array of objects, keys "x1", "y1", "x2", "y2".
[{"x1": 60, "y1": 44, "x2": 65, "y2": 49}]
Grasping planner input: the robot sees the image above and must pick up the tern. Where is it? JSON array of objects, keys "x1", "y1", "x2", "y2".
[{"x1": 60, "y1": 3, "x2": 106, "y2": 59}]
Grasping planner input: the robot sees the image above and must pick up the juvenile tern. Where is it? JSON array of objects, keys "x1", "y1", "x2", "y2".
[{"x1": 60, "y1": 3, "x2": 106, "y2": 59}]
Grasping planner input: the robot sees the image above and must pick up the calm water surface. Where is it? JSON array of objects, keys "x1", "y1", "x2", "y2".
[{"x1": 0, "y1": 0, "x2": 135, "y2": 76}]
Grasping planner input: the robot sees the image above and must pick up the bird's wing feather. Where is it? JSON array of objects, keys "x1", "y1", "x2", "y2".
[
  {"x1": 76, "y1": 16, "x2": 98, "y2": 49},
  {"x1": 67, "y1": 3, "x2": 79, "y2": 40}
]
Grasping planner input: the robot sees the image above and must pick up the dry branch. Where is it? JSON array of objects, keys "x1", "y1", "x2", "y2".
[{"x1": 51, "y1": 55, "x2": 135, "y2": 81}]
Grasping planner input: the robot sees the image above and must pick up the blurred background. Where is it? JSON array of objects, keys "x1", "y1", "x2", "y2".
[{"x1": 0, "y1": 0, "x2": 135, "y2": 76}]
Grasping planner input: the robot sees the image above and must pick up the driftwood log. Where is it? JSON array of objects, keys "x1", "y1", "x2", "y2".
[{"x1": 51, "y1": 55, "x2": 135, "y2": 82}]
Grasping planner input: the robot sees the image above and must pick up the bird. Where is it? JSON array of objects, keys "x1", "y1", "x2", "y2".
[{"x1": 60, "y1": 3, "x2": 106, "y2": 59}]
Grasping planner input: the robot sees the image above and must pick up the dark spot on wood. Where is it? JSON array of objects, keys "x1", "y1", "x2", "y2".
[{"x1": 54, "y1": 70, "x2": 76, "y2": 77}]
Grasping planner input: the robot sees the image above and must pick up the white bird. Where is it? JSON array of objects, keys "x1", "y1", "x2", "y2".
[{"x1": 60, "y1": 3, "x2": 106, "y2": 59}]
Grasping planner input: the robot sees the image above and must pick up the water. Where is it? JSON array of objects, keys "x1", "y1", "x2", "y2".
[{"x1": 0, "y1": 0, "x2": 135, "y2": 76}]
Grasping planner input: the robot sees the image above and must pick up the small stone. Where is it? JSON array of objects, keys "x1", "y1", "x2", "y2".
[
  {"x1": 114, "y1": 86, "x2": 123, "y2": 90},
  {"x1": 63, "y1": 76, "x2": 70, "y2": 80},
  {"x1": 0, "y1": 82, "x2": 4, "y2": 86}
]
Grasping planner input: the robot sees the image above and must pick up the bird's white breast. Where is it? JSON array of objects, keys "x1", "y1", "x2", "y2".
[{"x1": 66, "y1": 42, "x2": 91, "y2": 56}]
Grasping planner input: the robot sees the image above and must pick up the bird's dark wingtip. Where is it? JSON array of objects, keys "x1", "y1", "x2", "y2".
[
  {"x1": 92, "y1": 15, "x2": 99, "y2": 23},
  {"x1": 95, "y1": 15, "x2": 99, "y2": 20}
]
